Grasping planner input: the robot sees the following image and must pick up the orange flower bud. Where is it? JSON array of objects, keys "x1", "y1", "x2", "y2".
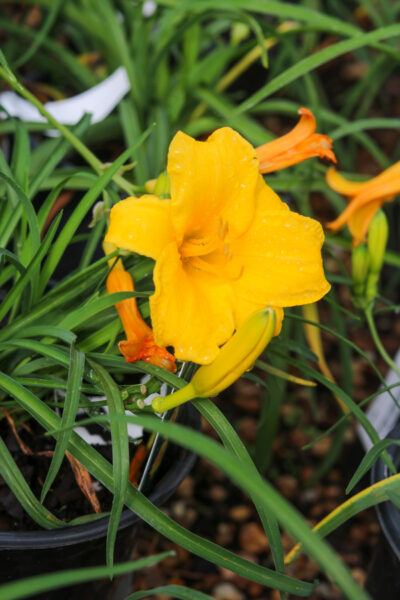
[
  {"x1": 256, "y1": 107, "x2": 336, "y2": 174},
  {"x1": 106, "y1": 264, "x2": 176, "y2": 373}
]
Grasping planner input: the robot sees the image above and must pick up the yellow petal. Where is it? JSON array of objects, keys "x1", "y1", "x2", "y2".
[
  {"x1": 105, "y1": 195, "x2": 174, "y2": 260},
  {"x1": 150, "y1": 242, "x2": 235, "y2": 364},
  {"x1": 254, "y1": 174, "x2": 289, "y2": 212},
  {"x1": 168, "y1": 127, "x2": 259, "y2": 242},
  {"x1": 231, "y1": 208, "x2": 330, "y2": 307}
]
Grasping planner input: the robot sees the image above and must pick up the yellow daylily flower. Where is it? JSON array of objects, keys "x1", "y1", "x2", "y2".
[
  {"x1": 256, "y1": 107, "x2": 336, "y2": 173},
  {"x1": 326, "y1": 162, "x2": 400, "y2": 246},
  {"x1": 106, "y1": 127, "x2": 331, "y2": 365}
]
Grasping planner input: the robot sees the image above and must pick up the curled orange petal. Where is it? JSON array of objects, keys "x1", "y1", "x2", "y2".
[
  {"x1": 326, "y1": 163, "x2": 400, "y2": 245},
  {"x1": 325, "y1": 166, "x2": 370, "y2": 196},
  {"x1": 347, "y1": 199, "x2": 385, "y2": 247},
  {"x1": 106, "y1": 267, "x2": 176, "y2": 373},
  {"x1": 119, "y1": 338, "x2": 177, "y2": 372},
  {"x1": 256, "y1": 107, "x2": 337, "y2": 174}
]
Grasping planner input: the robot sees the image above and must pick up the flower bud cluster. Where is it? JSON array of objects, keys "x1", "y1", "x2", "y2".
[{"x1": 351, "y1": 209, "x2": 388, "y2": 307}]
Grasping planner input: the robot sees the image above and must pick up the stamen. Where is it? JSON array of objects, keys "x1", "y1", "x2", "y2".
[
  {"x1": 216, "y1": 216, "x2": 224, "y2": 239},
  {"x1": 180, "y1": 235, "x2": 220, "y2": 258},
  {"x1": 190, "y1": 256, "x2": 244, "y2": 281}
]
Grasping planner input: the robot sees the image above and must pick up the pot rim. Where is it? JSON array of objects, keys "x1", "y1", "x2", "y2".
[
  {"x1": 371, "y1": 422, "x2": 400, "y2": 560},
  {"x1": 0, "y1": 403, "x2": 199, "y2": 549}
]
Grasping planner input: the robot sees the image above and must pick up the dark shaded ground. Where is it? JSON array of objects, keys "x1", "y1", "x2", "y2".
[{"x1": 132, "y1": 306, "x2": 400, "y2": 600}]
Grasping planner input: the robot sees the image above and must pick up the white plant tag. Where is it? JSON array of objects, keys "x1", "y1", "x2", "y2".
[{"x1": 0, "y1": 66, "x2": 130, "y2": 126}]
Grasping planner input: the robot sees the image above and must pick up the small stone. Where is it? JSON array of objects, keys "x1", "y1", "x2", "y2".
[
  {"x1": 212, "y1": 582, "x2": 245, "y2": 600},
  {"x1": 323, "y1": 485, "x2": 341, "y2": 500},
  {"x1": 310, "y1": 435, "x2": 332, "y2": 457},
  {"x1": 351, "y1": 567, "x2": 366, "y2": 587},
  {"x1": 300, "y1": 488, "x2": 319, "y2": 504},
  {"x1": 289, "y1": 429, "x2": 309, "y2": 447},
  {"x1": 209, "y1": 484, "x2": 228, "y2": 502},
  {"x1": 239, "y1": 417, "x2": 258, "y2": 442},
  {"x1": 314, "y1": 582, "x2": 342, "y2": 599},
  {"x1": 216, "y1": 522, "x2": 235, "y2": 546},
  {"x1": 171, "y1": 500, "x2": 186, "y2": 520},
  {"x1": 229, "y1": 505, "x2": 252, "y2": 522},
  {"x1": 248, "y1": 582, "x2": 263, "y2": 596},
  {"x1": 276, "y1": 475, "x2": 298, "y2": 499},
  {"x1": 300, "y1": 466, "x2": 314, "y2": 484},
  {"x1": 239, "y1": 522, "x2": 269, "y2": 554},
  {"x1": 176, "y1": 476, "x2": 194, "y2": 498}
]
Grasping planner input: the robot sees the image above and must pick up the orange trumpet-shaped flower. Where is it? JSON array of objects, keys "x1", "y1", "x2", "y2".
[
  {"x1": 106, "y1": 263, "x2": 176, "y2": 373},
  {"x1": 325, "y1": 162, "x2": 400, "y2": 246},
  {"x1": 256, "y1": 107, "x2": 336, "y2": 174}
]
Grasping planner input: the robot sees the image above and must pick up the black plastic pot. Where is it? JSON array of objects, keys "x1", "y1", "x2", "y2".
[
  {"x1": 365, "y1": 423, "x2": 400, "y2": 599},
  {"x1": 0, "y1": 403, "x2": 199, "y2": 600}
]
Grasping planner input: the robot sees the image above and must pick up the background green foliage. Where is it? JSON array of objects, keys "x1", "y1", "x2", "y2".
[{"x1": 0, "y1": 1, "x2": 400, "y2": 598}]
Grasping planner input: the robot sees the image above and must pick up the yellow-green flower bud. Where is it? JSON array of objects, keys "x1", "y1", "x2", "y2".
[
  {"x1": 152, "y1": 308, "x2": 276, "y2": 413},
  {"x1": 231, "y1": 22, "x2": 250, "y2": 45},
  {"x1": 366, "y1": 209, "x2": 388, "y2": 300},
  {"x1": 351, "y1": 243, "x2": 369, "y2": 297},
  {"x1": 154, "y1": 171, "x2": 171, "y2": 198}
]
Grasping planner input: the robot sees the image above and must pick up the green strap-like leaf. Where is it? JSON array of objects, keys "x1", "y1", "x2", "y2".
[
  {"x1": 88, "y1": 359, "x2": 130, "y2": 569},
  {"x1": 58, "y1": 291, "x2": 139, "y2": 331},
  {"x1": 0, "y1": 552, "x2": 174, "y2": 600},
  {"x1": 40, "y1": 345, "x2": 85, "y2": 502},
  {"x1": 0, "y1": 249, "x2": 26, "y2": 276},
  {"x1": 239, "y1": 24, "x2": 400, "y2": 112},
  {"x1": 0, "y1": 435, "x2": 63, "y2": 530},
  {"x1": 127, "y1": 585, "x2": 213, "y2": 600},
  {"x1": 0, "y1": 170, "x2": 40, "y2": 257},
  {"x1": 346, "y1": 438, "x2": 400, "y2": 494},
  {"x1": 19, "y1": 326, "x2": 76, "y2": 345},
  {"x1": 258, "y1": 357, "x2": 396, "y2": 474},
  {"x1": 0, "y1": 340, "x2": 70, "y2": 368},
  {"x1": 0, "y1": 213, "x2": 61, "y2": 323},
  {"x1": 0, "y1": 374, "x2": 313, "y2": 596},
  {"x1": 38, "y1": 135, "x2": 149, "y2": 294},
  {"x1": 195, "y1": 399, "x2": 284, "y2": 572},
  {"x1": 286, "y1": 471, "x2": 400, "y2": 564},
  {"x1": 64, "y1": 411, "x2": 369, "y2": 600},
  {"x1": 29, "y1": 115, "x2": 92, "y2": 200}
]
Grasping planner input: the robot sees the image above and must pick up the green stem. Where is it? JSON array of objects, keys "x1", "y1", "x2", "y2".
[
  {"x1": 0, "y1": 65, "x2": 135, "y2": 196},
  {"x1": 365, "y1": 308, "x2": 400, "y2": 378}
]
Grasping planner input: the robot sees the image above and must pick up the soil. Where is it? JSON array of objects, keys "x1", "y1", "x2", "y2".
[
  {"x1": 132, "y1": 308, "x2": 400, "y2": 600},
  {"x1": 0, "y1": 419, "x2": 117, "y2": 530}
]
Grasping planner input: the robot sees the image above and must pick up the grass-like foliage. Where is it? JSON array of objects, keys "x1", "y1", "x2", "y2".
[{"x1": 0, "y1": 1, "x2": 399, "y2": 599}]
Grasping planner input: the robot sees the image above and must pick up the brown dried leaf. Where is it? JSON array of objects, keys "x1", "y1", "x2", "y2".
[
  {"x1": 2, "y1": 409, "x2": 33, "y2": 455},
  {"x1": 66, "y1": 451, "x2": 101, "y2": 513}
]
